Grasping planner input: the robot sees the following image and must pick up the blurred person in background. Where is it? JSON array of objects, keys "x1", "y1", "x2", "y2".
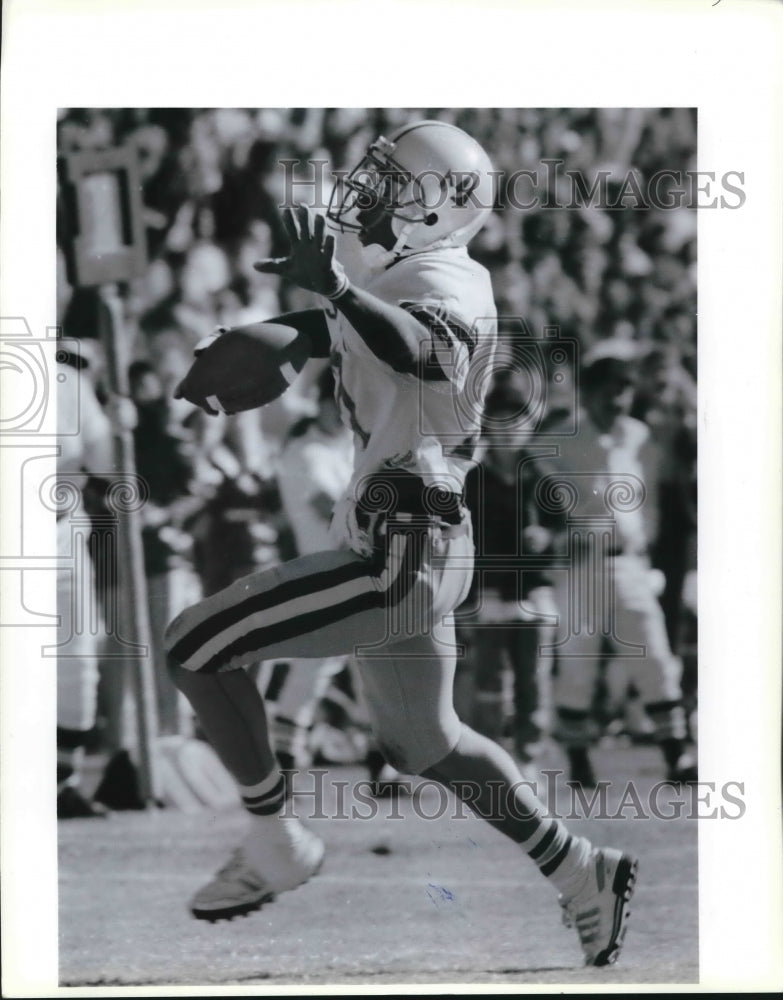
[
  {"x1": 632, "y1": 341, "x2": 697, "y2": 647},
  {"x1": 542, "y1": 341, "x2": 696, "y2": 788},
  {"x1": 461, "y1": 373, "x2": 558, "y2": 764},
  {"x1": 187, "y1": 437, "x2": 287, "y2": 599},
  {"x1": 57, "y1": 292, "x2": 158, "y2": 814},
  {"x1": 632, "y1": 339, "x2": 698, "y2": 724},
  {"x1": 127, "y1": 360, "x2": 204, "y2": 737},
  {"x1": 271, "y1": 366, "x2": 356, "y2": 771},
  {"x1": 56, "y1": 345, "x2": 115, "y2": 818}
]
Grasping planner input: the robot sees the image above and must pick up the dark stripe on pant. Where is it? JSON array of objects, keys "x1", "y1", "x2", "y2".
[
  {"x1": 170, "y1": 558, "x2": 372, "y2": 665},
  {"x1": 199, "y1": 589, "x2": 384, "y2": 673},
  {"x1": 539, "y1": 836, "x2": 573, "y2": 877},
  {"x1": 197, "y1": 530, "x2": 422, "y2": 673}
]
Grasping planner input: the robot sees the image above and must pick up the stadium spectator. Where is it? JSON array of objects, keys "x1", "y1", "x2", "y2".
[
  {"x1": 271, "y1": 366, "x2": 355, "y2": 770},
  {"x1": 57, "y1": 107, "x2": 697, "y2": 380},
  {"x1": 632, "y1": 342, "x2": 697, "y2": 653},
  {"x1": 461, "y1": 373, "x2": 558, "y2": 762},
  {"x1": 128, "y1": 360, "x2": 204, "y2": 736},
  {"x1": 55, "y1": 348, "x2": 115, "y2": 818},
  {"x1": 541, "y1": 340, "x2": 697, "y2": 787}
]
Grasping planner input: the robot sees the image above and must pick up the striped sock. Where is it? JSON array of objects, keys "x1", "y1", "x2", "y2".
[
  {"x1": 523, "y1": 819, "x2": 592, "y2": 896},
  {"x1": 424, "y1": 724, "x2": 594, "y2": 899},
  {"x1": 239, "y1": 769, "x2": 287, "y2": 816}
]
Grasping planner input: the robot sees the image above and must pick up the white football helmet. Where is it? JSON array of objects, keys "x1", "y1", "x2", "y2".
[{"x1": 327, "y1": 120, "x2": 495, "y2": 258}]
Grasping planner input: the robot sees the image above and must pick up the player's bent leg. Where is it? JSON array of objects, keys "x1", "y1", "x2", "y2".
[
  {"x1": 164, "y1": 552, "x2": 367, "y2": 922},
  {"x1": 165, "y1": 662, "x2": 325, "y2": 921},
  {"x1": 167, "y1": 664, "x2": 279, "y2": 785},
  {"x1": 357, "y1": 625, "x2": 638, "y2": 966},
  {"x1": 166, "y1": 537, "x2": 440, "y2": 922},
  {"x1": 424, "y1": 723, "x2": 638, "y2": 966},
  {"x1": 165, "y1": 537, "x2": 435, "y2": 791},
  {"x1": 164, "y1": 549, "x2": 382, "y2": 672},
  {"x1": 355, "y1": 626, "x2": 463, "y2": 775}
]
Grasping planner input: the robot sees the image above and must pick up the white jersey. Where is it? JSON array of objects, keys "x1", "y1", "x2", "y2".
[
  {"x1": 549, "y1": 412, "x2": 662, "y2": 556},
  {"x1": 325, "y1": 246, "x2": 497, "y2": 517}
]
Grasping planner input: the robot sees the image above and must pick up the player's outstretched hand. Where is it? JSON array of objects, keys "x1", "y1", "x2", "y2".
[{"x1": 254, "y1": 205, "x2": 348, "y2": 299}]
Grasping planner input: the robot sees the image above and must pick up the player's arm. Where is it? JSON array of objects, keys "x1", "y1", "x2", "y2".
[
  {"x1": 328, "y1": 286, "x2": 432, "y2": 373},
  {"x1": 264, "y1": 309, "x2": 331, "y2": 358},
  {"x1": 254, "y1": 206, "x2": 429, "y2": 373}
]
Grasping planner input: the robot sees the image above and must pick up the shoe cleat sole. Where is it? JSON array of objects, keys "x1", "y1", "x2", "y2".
[
  {"x1": 191, "y1": 856, "x2": 323, "y2": 923},
  {"x1": 194, "y1": 892, "x2": 276, "y2": 922},
  {"x1": 589, "y1": 855, "x2": 639, "y2": 967}
]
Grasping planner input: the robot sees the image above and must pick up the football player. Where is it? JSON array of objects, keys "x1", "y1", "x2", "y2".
[
  {"x1": 544, "y1": 341, "x2": 698, "y2": 787},
  {"x1": 164, "y1": 120, "x2": 637, "y2": 967}
]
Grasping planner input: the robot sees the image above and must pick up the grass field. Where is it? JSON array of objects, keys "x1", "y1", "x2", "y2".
[{"x1": 58, "y1": 743, "x2": 698, "y2": 988}]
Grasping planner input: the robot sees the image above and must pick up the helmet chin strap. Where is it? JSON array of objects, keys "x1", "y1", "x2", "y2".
[
  {"x1": 391, "y1": 227, "x2": 470, "y2": 261},
  {"x1": 364, "y1": 216, "x2": 481, "y2": 270},
  {"x1": 358, "y1": 221, "x2": 417, "y2": 271}
]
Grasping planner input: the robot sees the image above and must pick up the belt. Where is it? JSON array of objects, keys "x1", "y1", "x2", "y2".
[
  {"x1": 357, "y1": 471, "x2": 464, "y2": 526},
  {"x1": 388, "y1": 509, "x2": 471, "y2": 539}
]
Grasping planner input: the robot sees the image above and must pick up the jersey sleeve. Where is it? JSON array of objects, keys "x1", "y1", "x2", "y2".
[
  {"x1": 367, "y1": 249, "x2": 494, "y2": 393},
  {"x1": 397, "y1": 299, "x2": 477, "y2": 391}
]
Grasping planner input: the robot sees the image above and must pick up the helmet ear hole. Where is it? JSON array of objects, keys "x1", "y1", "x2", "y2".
[{"x1": 362, "y1": 120, "x2": 494, "y2": 252}]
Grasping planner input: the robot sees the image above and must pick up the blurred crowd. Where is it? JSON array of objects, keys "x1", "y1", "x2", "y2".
[{"x1": 55, "y1": 108, "x2": 697, "y2": 812}]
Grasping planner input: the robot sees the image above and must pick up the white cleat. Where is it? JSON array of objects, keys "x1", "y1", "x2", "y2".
[
  {"x1": 190, "y1": 817, "x2": 325, "y2": 922},
  {"x1": 559, "y1": 847, "x2": 638, "y2": 967}
]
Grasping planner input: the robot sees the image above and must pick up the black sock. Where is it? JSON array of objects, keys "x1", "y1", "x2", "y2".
[
  {"x1": 57, "y1": 726, "x2": 91, "y2": 750},
  {"x1": 659, "y1": 736, "x2": 686, "y2": 770}
]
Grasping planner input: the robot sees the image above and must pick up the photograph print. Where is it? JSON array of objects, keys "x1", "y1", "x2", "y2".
[
  {"x1": 4, "y1": 107, "x2": 712, "y2": 988},
  {"x1": 49, "y1": 105, "x2": 704, "y2": 988}
]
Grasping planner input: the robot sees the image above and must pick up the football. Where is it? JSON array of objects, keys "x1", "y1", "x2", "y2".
[{"x1": 174, "y1": 321, "x2": 312, "y2": 415}]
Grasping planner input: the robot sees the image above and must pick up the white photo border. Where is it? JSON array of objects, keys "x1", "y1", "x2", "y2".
[{"x1": 1, "y1": 0, "x2": 781, "y2": 994}]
